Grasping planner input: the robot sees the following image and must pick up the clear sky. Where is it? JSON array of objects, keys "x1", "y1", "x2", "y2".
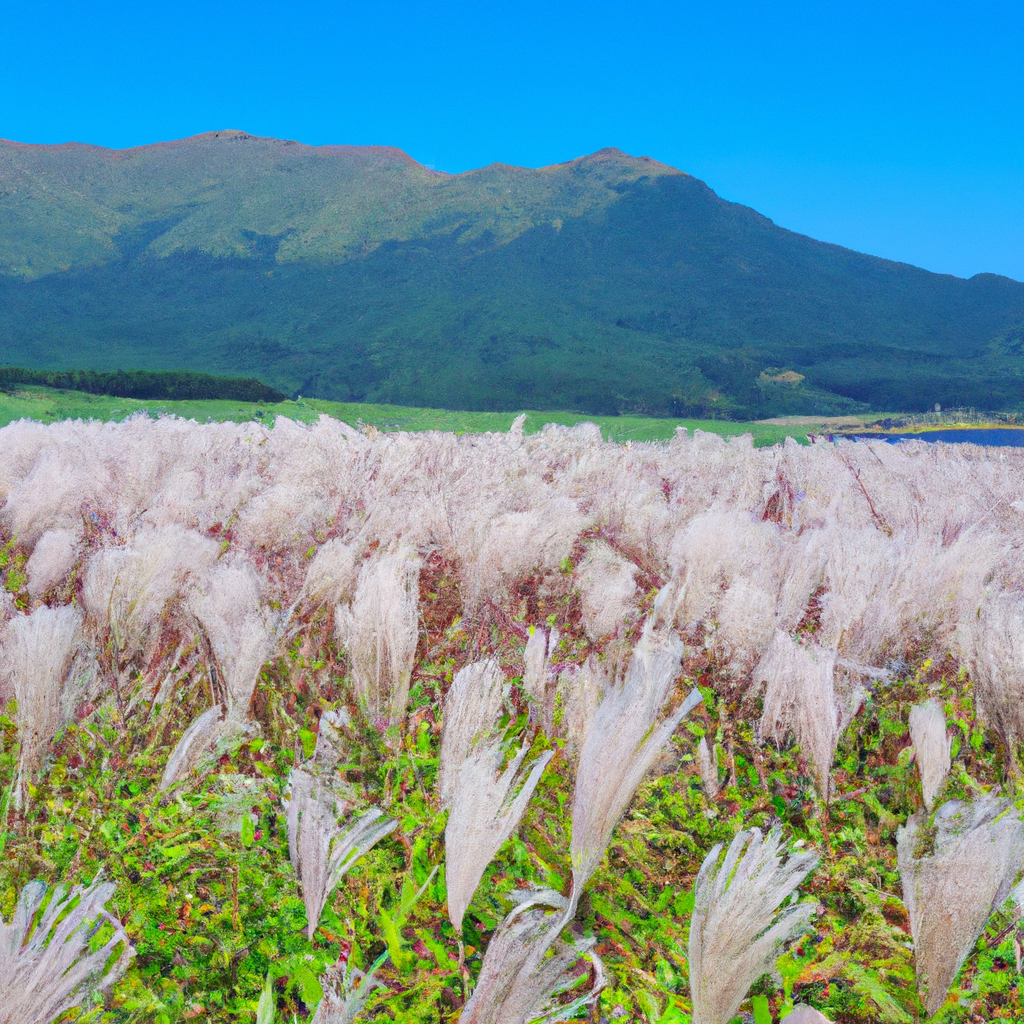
[{"x1": 2, "y1": 0, "x2": 1022, "y2": 281}]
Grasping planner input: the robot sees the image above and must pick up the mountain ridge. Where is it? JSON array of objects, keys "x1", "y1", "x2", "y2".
[
  {"x1": 0, "y1": 133, "x2": 680, "y2": 279},
  {"x1": 1, "y1": 132, "x2": 1023, "y2": 417}
]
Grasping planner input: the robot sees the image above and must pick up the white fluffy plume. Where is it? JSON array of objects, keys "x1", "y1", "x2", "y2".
[
  {"x1": 83, "y1": 525, "x2": 219, "y2": 666},
  {"x1": 553, "y1": 656, "x2": 606, "y2": 760},
  {"x1": 570, "y1": 618, "x2": 701, "y2": 897},
  {"x1": 573, "y1": 541, "x2": 638, "y2": 640},
  {"x1": 959, "y1": 592, "x2": 1024, "y2": 752},
  {"x1": 160, "y1": 558, "x2": 279, "y2": 788},
  {"x1": 756, "y1": 631, "x2": 845, "y2": 801},
  {"x1": 785, "y1": 1007, "x2": 833, "y2": 1023},
  {"x1": 908, "y1": 700, "x2": 952, "y2": 811},
  {"x1": 0, "y1": 875, "x2": 134, "y2": 1024},
  {"x1": 159, "y1": 704, "x2": 226, "y2": 791},
  {"x1": 697, "y1": 736, "x2": 720, "y2": 801},
  {"x1": 688, "y1": 828, "x2": 818, "y2": 1024},
  {"x1": 335, "y1": 543, "x2": 421, "y2": 730},
  {"x1": 460, "y1": 899, "x2": 604, "y2": 1024},
  {"x1": 521, "y1": 625, "x2": 559, "y2": 732},
  {"x1": 1, "y1": 605, "x2": 85, "y2": 782},
  {"x1": 898, "y1": 796, "x2": 1024, "y2": 1016},
  {"x1": 285, "y1": 768, "x2": 397, "y2": 941},
  {"x1": 309, "y1": 960, "x2": 386, "y2": 1024},
  {"x1": 300, "y1": 538, "x2": 359, "y2": 610},
  {"x1": 439, "y1": 660, "x2": 553, "y2": 931},
  {"x1": 25, "y1": 528, "x2": 79, "y2": 600},
  {"x1": 190, "y1": 559, "x2": 278, "y2": 713}
]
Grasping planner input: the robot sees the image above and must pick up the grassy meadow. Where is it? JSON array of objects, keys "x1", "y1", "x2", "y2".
[{"x1": 0, "y1": 385, "x2": 877, "y2": 446}]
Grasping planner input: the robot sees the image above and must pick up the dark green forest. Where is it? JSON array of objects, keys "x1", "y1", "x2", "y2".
[{"x1": 0, "y1": 367, "x2": 286, "y2": 403}]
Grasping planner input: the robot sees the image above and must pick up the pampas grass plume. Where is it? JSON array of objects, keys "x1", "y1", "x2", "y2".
[
  {"x1": 689, "y1": 827, "x2": 818, "y2": 1024},
  {"x1": 908, "y1": 700, "x2": 952, "y2": 810},
  {"x1": 898, "y1": 796, "x2": 1024, "y2": 1015},
  {"x1": 0, "y1": 875, "x2": 134, "y2": 1024}
]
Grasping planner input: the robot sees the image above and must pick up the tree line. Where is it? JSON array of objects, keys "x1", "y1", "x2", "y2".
[{"x1": 0, "y1": 366, "x2": 287, "y2": 403}]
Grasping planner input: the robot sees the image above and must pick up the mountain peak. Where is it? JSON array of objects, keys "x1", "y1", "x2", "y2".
[
  {"x1": 2, "y1": 131, "x2": 1023, "y2": 422},
  {"x1": 0, "y1": 134, "x2": 683, "y2": 278}
]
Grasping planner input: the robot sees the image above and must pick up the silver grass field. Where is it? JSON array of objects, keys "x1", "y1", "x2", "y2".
[{"x1": 2, "y1": 413, "x2": 1024, "y2": 1022}]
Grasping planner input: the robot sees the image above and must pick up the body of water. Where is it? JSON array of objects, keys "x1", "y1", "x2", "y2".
[{"x1": 842, "y1": 428, "x2": 1024, "y2": 447}]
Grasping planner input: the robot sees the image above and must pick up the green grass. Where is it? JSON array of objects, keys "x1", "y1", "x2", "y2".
[
  {"x1": 0, "y1": 388, "x2": 289, "y2": 430},
  {"x1": 301, "y1": 399, "x2": 834, "y2": 446},
  {"x1": 0, "y1": 387, "x2": 830, "y2": 446}
]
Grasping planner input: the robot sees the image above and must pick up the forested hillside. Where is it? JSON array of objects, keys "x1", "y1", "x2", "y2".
[{"x1": 2, "y1": 132, "x2": 1023, "y2": 416}]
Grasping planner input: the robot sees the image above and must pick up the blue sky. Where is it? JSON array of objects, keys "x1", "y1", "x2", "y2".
[{"x1": 2, "y1": 0, "x2": 1022, "y2": 280}]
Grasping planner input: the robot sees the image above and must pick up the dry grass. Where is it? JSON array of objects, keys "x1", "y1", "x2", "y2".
[{"x1": 2, "y1": 414, "x2": 1024, "y2": 1019}]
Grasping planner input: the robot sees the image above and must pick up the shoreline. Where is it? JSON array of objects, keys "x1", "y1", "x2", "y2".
[{"x1": 839, "y1": 423, "x2": 1024, "y2": 437}]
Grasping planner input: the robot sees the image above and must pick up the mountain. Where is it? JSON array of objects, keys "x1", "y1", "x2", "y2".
[{"x1": 2, "y1": 130, "x2": 1023, "y2": 417}]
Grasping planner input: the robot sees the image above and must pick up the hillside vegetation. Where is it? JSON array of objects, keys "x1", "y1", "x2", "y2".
[
  {"x1": 2, "y1": 133, "x2": 1023, "y2": 417},
  {"x1": 3, "y1": 417, "x2": 1024, "y2": 1022}
]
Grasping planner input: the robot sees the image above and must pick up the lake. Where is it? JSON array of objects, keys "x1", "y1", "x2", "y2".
[{"x1": 843, "y1": 428, "x2": 1024, "y2": 447}]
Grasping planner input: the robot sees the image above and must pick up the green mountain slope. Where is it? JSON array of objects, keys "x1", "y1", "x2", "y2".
[
  {"x1": 0, "y1": 132, "x2": 677, "y2": 277},
  {"x1": 2, "y1": 131, "x2": 1023, "y2": 416}
]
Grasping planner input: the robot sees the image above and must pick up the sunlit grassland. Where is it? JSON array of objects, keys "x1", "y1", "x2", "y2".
[{"x1": 0, "y1": 387, "x2": 828, "y2": 446}]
